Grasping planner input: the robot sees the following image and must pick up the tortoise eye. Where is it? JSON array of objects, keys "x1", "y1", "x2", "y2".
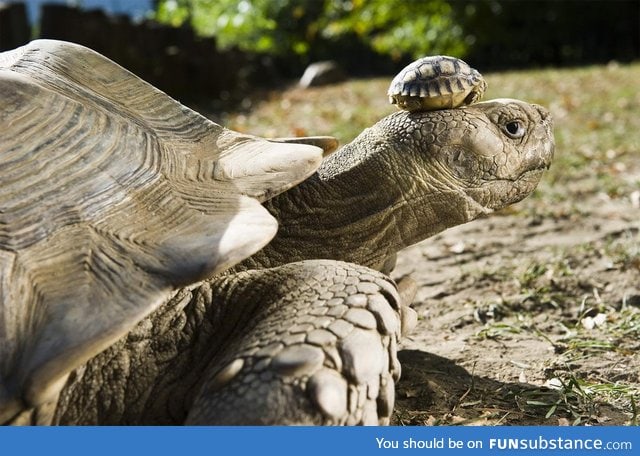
[{"x1": 503, "y1": 120, "x2": 526, "y2": 139}]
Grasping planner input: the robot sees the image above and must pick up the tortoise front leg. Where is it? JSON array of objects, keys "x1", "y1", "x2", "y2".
[{"x1": 187, "y1": 260, "x2": 406, "y2": 425}]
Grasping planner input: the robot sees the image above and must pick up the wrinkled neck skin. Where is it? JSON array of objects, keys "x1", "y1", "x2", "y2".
[{"x1": 243, "y1": 114, "x2": 490, "y2": 271}]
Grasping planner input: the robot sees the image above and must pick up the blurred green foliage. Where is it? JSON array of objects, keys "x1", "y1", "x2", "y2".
[
  {"x1": 321, "y1": 0, "x2": 466, "y2": 60},
  {"x1": 154, "y1": 0, "x2": 639, "y2": 77},
  {"x1": 154, "y1": 0, "x2": 468, "y2": 59}
]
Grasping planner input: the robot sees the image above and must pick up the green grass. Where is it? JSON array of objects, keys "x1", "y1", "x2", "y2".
[{"x1": 515, "y1": 375, "x2": 639, "y2": 425}]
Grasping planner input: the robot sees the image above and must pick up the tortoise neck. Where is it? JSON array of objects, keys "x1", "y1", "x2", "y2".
[{"x1": 241, "y1": 131, "x2": 463, "y2": 271}]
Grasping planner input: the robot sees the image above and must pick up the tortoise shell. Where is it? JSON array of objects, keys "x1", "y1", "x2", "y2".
[
  {"x1": 387, "y1": 55, "x2": 487, "y2": 111},
  {"x1": 0, "y1": 39, "x2": 325, "y2": 421}
]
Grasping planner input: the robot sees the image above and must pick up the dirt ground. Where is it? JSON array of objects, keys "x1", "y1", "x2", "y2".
[
  {"x1": 392, "y1": 187, "x2": 640, "y2": 425},
  {"x1": 214, "y1": 62, "x2": 640, "y2": 426}
]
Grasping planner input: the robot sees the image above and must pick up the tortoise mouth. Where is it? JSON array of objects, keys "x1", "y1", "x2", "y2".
[
  {"x1": 516, "y1": 161, "x2": 552, "y2": 180},
  {"x1": 465, "y1": 164, "x2": 550, "y2": 212},
  {"x1": 500, "y1": 166, "x2": 549, "y2": 206},
  {"x1": 486, "y1": 160, "x2": 551, "y2": 186}
]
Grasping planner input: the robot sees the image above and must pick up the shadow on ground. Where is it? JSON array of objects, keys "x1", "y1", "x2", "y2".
[{"x1": 394, "y1": 349, "x2": 634, "y2": 426}]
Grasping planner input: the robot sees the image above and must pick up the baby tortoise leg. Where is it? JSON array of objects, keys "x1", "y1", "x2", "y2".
[{"x1": 186, "y1": 260, "x2": 405, "y2": 425}]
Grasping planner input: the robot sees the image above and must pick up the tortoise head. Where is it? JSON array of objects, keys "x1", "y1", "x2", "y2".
[
  {"x1": 414, "y1": 98, "x2": 555, "y2": 214},
  {"x1": 252, "y1": 98, "x2": 554, "y2": 271},
  {"x1": 319, "y1": 97, "x2": 554, "y2": 220}
]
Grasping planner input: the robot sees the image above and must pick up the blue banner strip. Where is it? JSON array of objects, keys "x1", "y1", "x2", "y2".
[{"x1": 1, "y1": 426, "x2": 638, "y2": 455}]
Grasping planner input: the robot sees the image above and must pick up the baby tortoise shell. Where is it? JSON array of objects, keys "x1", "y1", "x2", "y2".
[{"x1": 388, "y1": 55, "x2": 487, "y2": 111}]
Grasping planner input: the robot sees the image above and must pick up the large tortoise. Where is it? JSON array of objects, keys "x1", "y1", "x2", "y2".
[{"x1": 0, "y1": 40, "x2": 554, "y2": 425}]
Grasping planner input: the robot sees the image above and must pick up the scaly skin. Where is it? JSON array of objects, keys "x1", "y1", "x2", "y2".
[
  {"x1": 48, "y1": 260, "x2": 401, "y2": 425},
  {"x1": 31, "y1": 99, "x2": 553, "y2": 425},
  {"x1": 186, "y1": 261, "x2": 402, "y2": 425}
]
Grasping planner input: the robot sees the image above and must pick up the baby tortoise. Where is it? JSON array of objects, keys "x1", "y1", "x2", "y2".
[{"x1": 388, "y1": 55, "x2": 487, "y2": 111}]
